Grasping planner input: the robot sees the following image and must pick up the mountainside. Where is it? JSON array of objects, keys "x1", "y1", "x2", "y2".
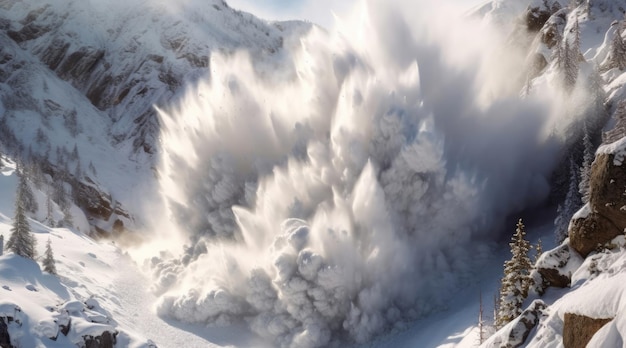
[{"x1": 0, "y1": 0, "x2": 310, "y2": 233}]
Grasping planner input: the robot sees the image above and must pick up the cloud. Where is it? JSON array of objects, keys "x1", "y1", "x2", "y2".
[{"x1": 147, "y1": 0, "x2": 594, "y2": 346}]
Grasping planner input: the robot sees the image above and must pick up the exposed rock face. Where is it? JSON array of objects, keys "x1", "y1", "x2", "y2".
[
  {"x1": 0, "y1": 1, "x2": 301, "y2": 155},
  {"x1": 569, "y1": 210, "x2": 621, "y2": 257},
  {"x1": 0, "y1": 317, "x2": 10, "y2": 348},
  {"x1": 83, "y1": 331, "x2": 116, "y2": 348},
  {"x1": 569, "y1": 153, "x2": 626, "y2": 257},
  {"x1": 525, "y1": 0, "x2": 562, "y2": 32},
  {"x1": 40, "y1": 161, "x2": 130, "y2": 234},
  {"x1": 563, "y1": 313, "x2": 612, "y2": 348}
]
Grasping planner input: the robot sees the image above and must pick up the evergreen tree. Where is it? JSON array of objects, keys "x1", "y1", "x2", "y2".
[
  {"x1": 579, "y1": 123, "x2": 594, "y2": 203},
  {"x1": 42, "y1": 238, "x2": 57, "y2": 275},
  {"x1": 70, "y1": 144, "x2": 79, "y2": 161},
  {"x1": 564, "y1": 40, "x2": 576, "y2": 90},
  {"x1": 6, "y1": 185, "x2": 36, "y2": 259},
  {"x1": 64, "y1": 109, "x2": 79, "y2": 137},
  {"x1": 61, "y1": 205, "x2": 74, "y2": 229},
  {"x1": 551, "y1": 32, "x2": 564, "y2": 68},
  {"x1": 88, "y1": 161, "x2": 97, "y2": 176},
  {"x1": 493, "y1": 293, "x2": 500, "y2": 329},
  {"x1": 17, "y1": 172, "x2": 37, "y2": 214},
  {"x1": 604, "y1": 100, "x2": 626, "y2": 144},
  {"x1": 554, "y1": 157, "x2": 581, "y2": 243},
  {"x1": 0, "y1": 235, "x2": 4, "y2": 256},
  {"x1": 604, "y1": 25, "x2": 626, "y2": 71},
  {"x1": 478, "y1": 290, "x2": 485, "y2": 344},
  {"x1": 497, "y1": 219, "x2": 533, "y2": 327},
  {"x1": 534, "y1": 239, "x2": 543, "y2": 264},
  {"x1": 45, "y1": 190, "x2": 54, "y2": 226}
]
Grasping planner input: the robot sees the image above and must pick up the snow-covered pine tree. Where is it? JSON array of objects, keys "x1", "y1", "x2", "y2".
[
  {"x1": 42, "y1": 238, "x2": 57, "y2": 275},
  {"x1": 554, "y1": 157, "x2": 581, "y2": 243},
  {"x1": 551, "y1": 31, "x2": 564, "y2": 68},
  {"x1": 534, "y1": 238, "x2": 543, "y2": 264},
  {"x1": 0, "y1": 235, "x2": 4, "y2": 256},
  {"x1": 573, "y1": 18, "x2": 581, "y2": 53},
  {"x1": 497, "y1": 219, "x2": 532, "y2": 327},
  {"x1": 579, "y1": 123, "x2": 594, "y2": 203},
  {"x1": 6, "y1": 184, "x2": 36, "y2": 259},
  {"x1": 563, "y1": 40, "x2": 577, "y2": 90},
  {"x1": 605, "y1": 24, "x2": 626, "y2": 71},
  {"x1": 478, "y1": 290, "x2": 485, "y2": 344},
  {"x1": 45, "y1": 190, "x2": 54, "y2": 226},
  {"x1": 61, "y1": 205, "x2": 74, "y2": 228},
  {"x1": 493, "y1": 293, "x2": 500, "y2": 329},
  {"x1": 17, "y1": 171, "x2": 37, "y2": 214},
  {"x1": 604, "y1": 100, "x2": 626, "y2": 143}
]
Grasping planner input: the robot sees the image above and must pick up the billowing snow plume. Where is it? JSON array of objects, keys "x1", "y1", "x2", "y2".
[{"x1": 150, "y1": 0, "x2": 582, "y2": 346}]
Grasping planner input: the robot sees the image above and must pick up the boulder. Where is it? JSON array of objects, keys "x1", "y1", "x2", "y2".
[
  {"x1": 563, "y1": 313, "x2": 612, "y2": 348},
  {"x1": 569, "y1": 211, "x2": 622, "y2": 257},
  {"x1": 0, "y1": 317, "x2": 10, "y2": 348},
  {"x1": 83, "y1": 331, "x2": 116, "y2": 348},
  {"x1": 535, "y1": 242, "x2": 583, "y2": 289},
  {"x1": 525, "y1": 1, "x2": 562, "y2": 32},
  {"x1": 569, "y1": 151, "x2": 626, "y2": 257},
  {"x1": 589, "y1": 153, "x2": 626, "y2": 229},
  {"x1": 500, "y1": 300, "x2": 548, "y2": 348}
]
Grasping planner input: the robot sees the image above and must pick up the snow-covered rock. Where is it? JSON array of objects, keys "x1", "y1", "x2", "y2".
[{"x1": 534, "y1": 240, "x2": 583, "y2": 290}]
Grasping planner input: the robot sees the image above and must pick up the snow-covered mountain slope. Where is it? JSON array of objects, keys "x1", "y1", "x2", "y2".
[
  {"x1": 0, "y1": 0, "x2": 311, "y2": 234},
  {"x1": 0, "y1": 155, "x2": 274, "y2": 347},
  {"x1": 0, "y1": 0, "x2": 304, "y2": 154}
]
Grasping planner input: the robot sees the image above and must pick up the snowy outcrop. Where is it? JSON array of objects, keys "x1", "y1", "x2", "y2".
[
  {"x1": 534, "y1": 241, "x2": 583, "y2": 290},
  {"x1": 570, "y1": 144, "x2": 626, "y2": 257},
  {"x1": 482, "y1": 300, "x2": 547, "y2": 348}
]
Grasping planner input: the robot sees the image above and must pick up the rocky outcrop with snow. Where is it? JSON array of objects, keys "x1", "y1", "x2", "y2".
[
  {"x1": 0, "y1": 0, "x2": 302, "y2": 154},
  {"x1": 570, "y1": 146, "x2": 626, "y2": 256},
  {"x1": 534, "y1": 241, "x2": 583, "y2": 290},
  {"x1": 0, "y1": 0, "x2": 310, "y2": 234}
]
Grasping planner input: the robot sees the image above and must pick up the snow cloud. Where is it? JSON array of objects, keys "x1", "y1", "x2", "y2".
[{"x1": 149, "y1": 0, "x2": 585, "y2": 346}]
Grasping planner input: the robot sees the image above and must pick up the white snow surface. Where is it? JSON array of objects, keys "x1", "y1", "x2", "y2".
[{"x1": 598, "y1": 135, "x2": 626, "y2": 165}]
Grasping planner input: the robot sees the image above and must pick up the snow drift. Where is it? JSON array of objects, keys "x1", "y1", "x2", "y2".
[{"x1": 149, "y1": 0, "x2": 586, "y2": 346}]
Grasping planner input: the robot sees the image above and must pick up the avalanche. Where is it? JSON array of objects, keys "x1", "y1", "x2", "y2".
[{"x1": 148, "y1": 0, "x2": 589, "y2": 346}]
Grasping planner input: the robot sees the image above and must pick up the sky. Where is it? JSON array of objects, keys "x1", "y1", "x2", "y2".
[
  {"x1": 226, "y1": 0, "x2": 486, "y2": 28},
  {"x1": 226, "y1": 0, "x2": 356, "y2": 28}
]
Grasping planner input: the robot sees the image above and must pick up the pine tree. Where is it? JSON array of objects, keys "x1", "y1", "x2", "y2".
[
  {"x1": 579, "y1": 123, "x2": 594, "y2": 203},
  {"x1": 551, "y1": 33, "x2": 564, "y2": 68},
  {"x1": 478, "y1": 290, "x2": 485, "y2": 344},
  {"x1": 554, "y1": 157, "x2": 581, "y2": 243},
  {"x1": 6, "y1": 185, "x2": 36, "y2": 259},
  {"x1": 45, "y1": 190, "x2": 54, "y2": 226},
  {"x1": 564, "y1": 41, "x2": 579, "y2": 90},
  {"x1": 497, "y1": 219, "x2": 533, "y2": 327},
  {"x1": 534, "y1": 239, "x2": 543, "y2": 264},
  {"x1": 0, "y1": 235, "x2": 4, "y2": 256},
  {"x1": 604, "y1": 100, "x2": 626, "y2": 144},
  {"x1": 42, "y1": 238, "x2": 57, "y2": 275},
  {"x1": 605, "y1": 25, "x2": 626, "y2": 71},
  {"x1": 493, "y1": 293, "x2": 500, "y2": 329},
  {"x1": 17, "y1": 172, "x2": 37, "y2": 214},
  {"x1": 61, "y1": 205, "x2": 73, "y2": 229}
]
